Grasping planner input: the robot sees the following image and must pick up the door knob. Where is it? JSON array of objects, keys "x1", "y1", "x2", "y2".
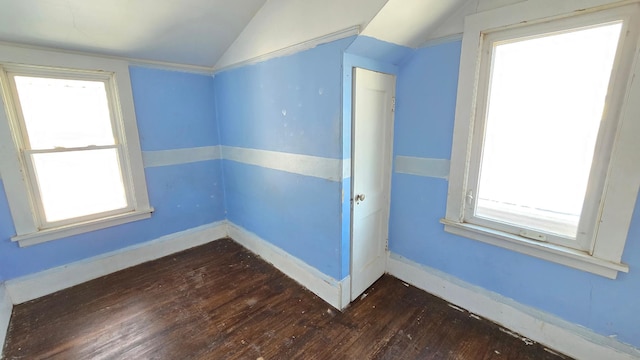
[{"x1": 355, "y1": 194, "x2": 366, "y2": 202}]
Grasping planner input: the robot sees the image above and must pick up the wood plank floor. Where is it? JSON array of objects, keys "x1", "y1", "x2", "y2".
[{"x1": 2, "y1": 239, "x2": 570, "y2": 360}]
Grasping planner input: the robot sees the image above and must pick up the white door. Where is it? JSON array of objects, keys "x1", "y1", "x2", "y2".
[{"x1": 351, "y1": 68, "x2": 395, "y2": 301}]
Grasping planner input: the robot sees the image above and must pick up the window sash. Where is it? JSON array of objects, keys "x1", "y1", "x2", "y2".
[
  {"x1": 462, "y1": 7, "x2": 637, "y2": 252},
  {"x1": 5, "y1": 68, "x2": 120, "y2": 152},
  {"x1": 22, "y1": 145, "x2": 135, "y2": 229}
]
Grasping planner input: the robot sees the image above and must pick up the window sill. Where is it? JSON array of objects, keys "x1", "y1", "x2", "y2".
[
  {"x1": 12, "y1": 208, "x2": 154, "y2": 247},
  {"x1": 440, "y1": 219, "x2": 628, "y2": 279}
]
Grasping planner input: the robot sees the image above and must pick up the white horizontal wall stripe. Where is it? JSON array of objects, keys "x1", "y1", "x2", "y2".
[
  {"x1": 2, "y1": 145, "x2": 346, "y2": 181},
  {"x1": 141, "y1": 145, "x2": 351, "y2": 180},
  {"x1": 222, "y1": 145, "x2": 343, "y2": 181},
  {"x1": 143, "y1": 145, "x2": 221, "y2": 168},
  {"x1": 343, "y1": 158, "x2": 351, "y2": 179},
  {"x1": 395, "y1": 155, "x2": 450, "y2": 179},
  {"x1": 6, "y1": 148, "x2": 450, "y2": 187}
]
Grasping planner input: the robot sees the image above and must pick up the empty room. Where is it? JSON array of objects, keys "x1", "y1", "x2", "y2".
[{"x1": 1, "y1": 0, "x2": 640, "y2": 359}]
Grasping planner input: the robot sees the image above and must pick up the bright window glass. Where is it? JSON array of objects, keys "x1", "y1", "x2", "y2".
[
  {"x1": 475, "y1": 22, "x2": 622, "y2": 239},
  {"x1": 31, "y1": 149, "x2": 128, "y2": 222},
  {"x1": 14, "y1": 76, "x2": 115, "y2": 149},
  {"x1": 12, "y1": 74, "x2": 130, "y2": 224}
]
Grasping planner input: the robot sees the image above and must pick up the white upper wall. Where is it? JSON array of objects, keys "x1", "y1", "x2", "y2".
[
  {"x1": 360, "y1": 0, "x2": 527, "y2": 48},
  {"x1": 424, "y1": 0, "x2": 526, "y2": 43},
  {"x1": 214, "y1": 0, "x2": 388, "y2": 70},
  {"x1": 361, "y1": 0, "x2": 468, "y2": 48}
]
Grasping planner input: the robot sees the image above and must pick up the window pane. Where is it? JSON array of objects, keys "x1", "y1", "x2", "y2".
[
  {"x1": 14, "y1": 76, "x2": 115, "y2": 149},
  {"x1": 31, "y1": 149, "x2": 128, "y2": 222},
  {"x1": 476, "y1": 22, "x2": 622, "y2": 238}
]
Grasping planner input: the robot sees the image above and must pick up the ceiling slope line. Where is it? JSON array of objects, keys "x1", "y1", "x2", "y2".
[
  {"x1": 213, "y1": 26, "x2": 360, "y2": 74},
  {"x1": 417, "y1": 33, "x2": 464, "y2": 49},
  {"x1": 0, "y1": 40, "x2": 214, "y2": 75}
]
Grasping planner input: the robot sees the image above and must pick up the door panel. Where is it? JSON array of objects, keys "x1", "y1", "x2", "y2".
[{"x1": 351, "y1": 68, "x2": 395, "y2": 301}]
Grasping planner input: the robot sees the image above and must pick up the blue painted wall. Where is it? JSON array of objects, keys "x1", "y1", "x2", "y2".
[
  {"x1": 223, "y1": 161, "x2": 342, "y2": 279},
  {"x1": 2, "y1": 32, "x2": 635, "y2": 352},
  {"x1": 388, "y1": 40, "x2": 640, "y2": 348},
  {"x1": 345, "y1": 36, "x2": 414, "y2": 66},
  {"x1": 131, "y1": 67, "x2": 220, "y2": 151},
  {"x1": 216, "y1": 38, "x2": 353, "y2": 159},
  {"x1": 0, "y1": 67, "x2": 225, "y2": 280},
  {"x1": 215, "y1": 38, "x2": 353, "y2": 280}
]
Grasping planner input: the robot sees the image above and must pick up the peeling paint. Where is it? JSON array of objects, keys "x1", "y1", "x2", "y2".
[{"x1": 499, "y1": 327, "x2": 534, "y2": 345}]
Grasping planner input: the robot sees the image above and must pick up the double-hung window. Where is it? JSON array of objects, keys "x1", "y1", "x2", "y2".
[
  {"x1": 443, "y1": 0, "x2": 640, "y2": 278},
  {"x1": 0, "y1": 45, "x2": 152, "y2": 247}
]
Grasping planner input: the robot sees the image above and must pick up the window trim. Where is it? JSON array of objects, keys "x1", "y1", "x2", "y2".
[
  {"x1": 442, "y1": 0, "x2": 640, "y2": 279},
  {"x1": 4, "y1": 66, "x2": 137, "y2": 229},
  {"x1": 468, "y1": 11, "x2": 632, "y2": 252},
  {"x1": 0, "y1": 44, "x2": 153, "y2": 247}
]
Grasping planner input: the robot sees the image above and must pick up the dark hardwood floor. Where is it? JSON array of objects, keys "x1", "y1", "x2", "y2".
[{"x1": 2, "y1": 239, "x2": 569, "y2": 360}]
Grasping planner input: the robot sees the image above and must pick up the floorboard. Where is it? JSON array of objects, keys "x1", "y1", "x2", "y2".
[{"x1": 2, "y1": 238, "x2": 570, "y2": 359}]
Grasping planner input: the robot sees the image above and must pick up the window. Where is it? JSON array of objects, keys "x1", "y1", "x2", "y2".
[
  {"x1": 0, "y1": 45, "x2": 152, "y2": 247},
  {"x1": 443, "y1": 1, "x2": 640, "y2": 278}
]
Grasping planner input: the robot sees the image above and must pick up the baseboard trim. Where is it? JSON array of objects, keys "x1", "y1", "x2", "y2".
[
  {"x1": 0, "y1": 283, "x2": 12, "y2": 355},
  {"x1": 227, "y1": 222, "x2": 349, "y2": 310},
  {"x1": 5, "y1": 221, "x2": 228, "y2": 305},
  {"x1": 387, "y1": 253, "x2": 640, "y2": 360}
]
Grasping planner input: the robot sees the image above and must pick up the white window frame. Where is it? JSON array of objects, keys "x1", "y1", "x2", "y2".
[
  {"x1": 0, "y1": 44, "x2": 153, "y2": 247},
  {"x1": 442, "y1": 0, "x2": 640, "y2": 279}
]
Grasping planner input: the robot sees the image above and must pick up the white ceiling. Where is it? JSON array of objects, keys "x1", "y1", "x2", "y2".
[
  {"x1": 0, "y1": 0, "x2": 493, "y2": 69},
  {"x1": 0, "y1": 0, "x2": 266, "y2": 68}
]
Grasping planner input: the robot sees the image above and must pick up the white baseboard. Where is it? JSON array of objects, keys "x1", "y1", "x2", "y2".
[
  {"x1": 227, "y1": 222, "x2": 349, "y2": 310},
  {"x1": 3, "y1": 219, "x2": 349, "y2": 312},
  {"x1": 9, "y1": 220, "x2": 634, "y2": 360},
  {"x1": 0, "y1": 283, "x2": 12, "y2": 355},
  {"x1": 5, "y1": 221, "x2": 228, "y2": 304},
  {"x1": 387, "y1": 253, "x2": 640, "y2": 360}
]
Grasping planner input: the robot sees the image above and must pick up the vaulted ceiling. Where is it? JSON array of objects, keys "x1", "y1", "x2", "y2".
[
  {"x1": 0, "y1": 0, "x2": 267, "y2": 68},
  {"x1": 0, "y1": 0, "x2": 520, "y2": 70}
]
